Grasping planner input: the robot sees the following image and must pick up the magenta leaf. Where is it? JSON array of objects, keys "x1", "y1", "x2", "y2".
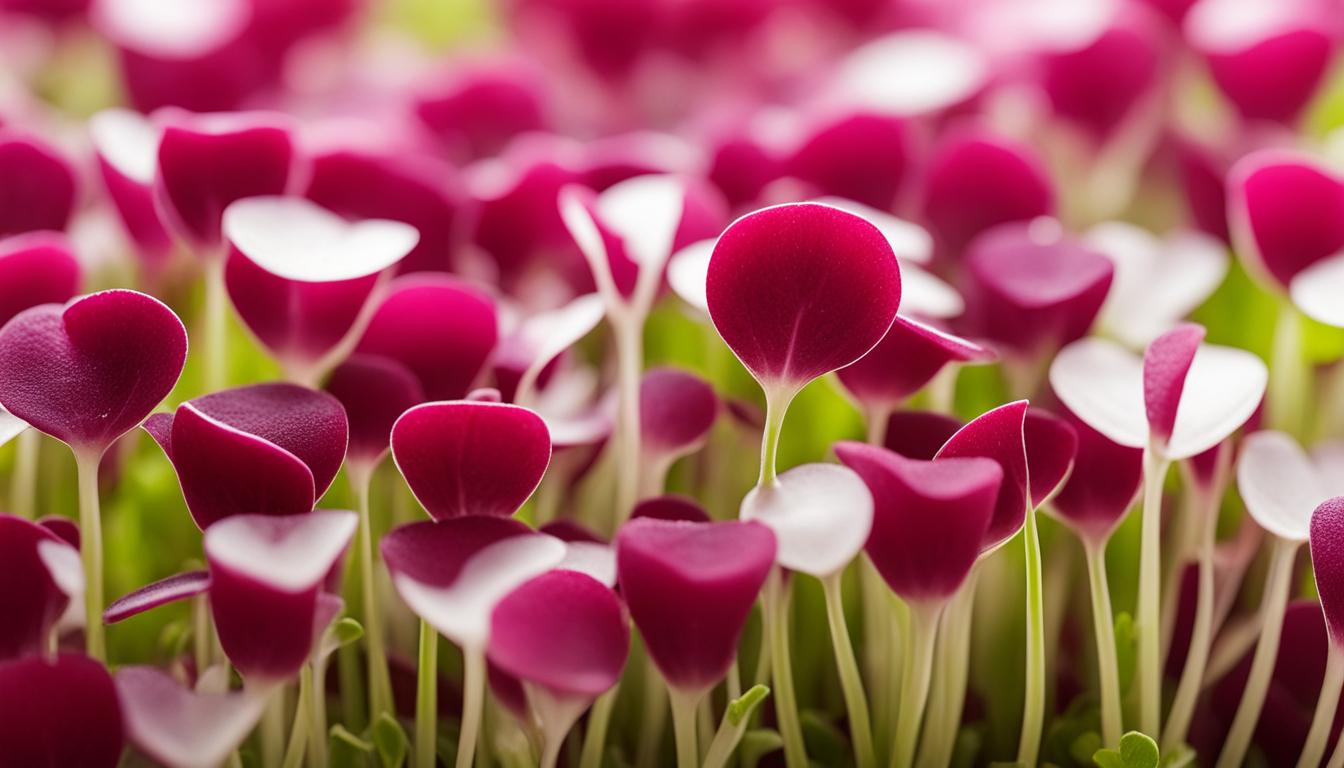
[
  {"x1": 355, "y1": 275, "x2": 498, "y2": 401},
  {"x1": 90, "y1": 109, "x2": 174, "y2": 263},
  {"x1": 963, "y1": 222, "x2": 1114, "y2": 356},
  {"x1": 0, "y1": 653, "x2": 123, "y2": 768},
  {"x1": 936, "y1": 401, "x2": 1030, "y2": 553},
  {"x1": 883, "y1": 411, "x2": 964, "y2": 460},
  {"x1": 706, "y1": 202, "x2": 901, "y2": 391},
  {"x1": 1039, "y1": 16, "x2": 1160, "y2": 140},
  {"x1": 1050, "y1": 410, "x2": 1144, "y2": 542},
  {"x1": 631, "y1": 494, "x2": 712, "y2": 523},
  {"x1": 0, "y1": 232, "x2": 80, "y2": 327},
  {"x1": 155, "y1": 112, "x2": 296, "y2": 249},
  {"x1": 837, "y1": 315, "x2": 993, "y2": 414},
  {"x1": 489, "y1": 570, "x2": 628, "y2": 699},
  {"x1": 1310, "y1": 497, "x2": 1344, "y2": 650},
  {"x1": 304, "y1": 148, "x2": 462, "y2": 275},
  {"x1": 0, "y1": 514, "x2": 71, "y2": 659},
  {"x1": 221, "y1": 197, "x2": 418, "y2": 374},
  {"x1": 640, "y1": 367, "x2": 718, "y2": 462},
  {"x1": 411, "y1": 58, "x2": 549, "y2": 162},
  {"x1": 116, "y1": 665, "x2": 266, "y2": 768},
  {"x1": 104, "y1": 570, "x2": 211, "y2": 624},
  {"x1": 0, "y1": 289, "x2": 187, "y2": 455},
  {"x1": 0, "y1": 130, "x2": 76, "y2": 237},
  {"x1": 148, "y1": 383, "x2": 348, "y2": 529},
  {"x1": 1143, "y1": 323, "x2": 1206, "y2": 442},
  {"x1": 204, "y1": 510, "x2": 357, "y2": 683},
  {"x1": 784, "y1": 112, "x2": 910, "y2": 211},
  {"x1": 1229, "y1": 150, "x2": 1344, "y2": 290},
  {"x1": 392, "y1": 401, "x2": 550, "y2": 520},
  {"x1": 324, "y1": 354, "x2": 425, "y2": 468},
  {"x1": 1186, "y1": 0, "x2": 1334, "y2": 124},
  {"x1": 616, "y1": 518, "x2": 775, "y2": 691},
  {"x1": 921, "y1": 131, "x2": 1054, "y2": 256},
  {"x1": 1024, "y1": 408, "x2": 1078, "y2": 508},
  {"x1": 381, "y1": 516, "x2": 565, "y2": 648},
  {"x1": 835, "y1": 442, "x2": 1000, "y2": 604}
]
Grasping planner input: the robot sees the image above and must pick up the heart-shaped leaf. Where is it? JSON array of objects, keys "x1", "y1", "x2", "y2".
[
  {"x1": 488, "y1": 570, "x2": 628, "y2": 698},
  {"x1": 936, "y1": 401, "x2": 1030, "y2": 553},
  {"x1": 707, "y1": 202, "x2": 901, "y2": 392},
  {"x1": 1238, "y1": 430, "x2": 1326, "y2": 542},
  {"x1": 0, "y1": 290, "x2": 187, "y2": 455},
  {"x1": 617, "y1": 518, "x2": 775, "y2": 691},
  {"x1": 324, "y1": 354, "x2": 425, "y2": 469},
  {"x1": 0, "y1": 232, "x2": 81, "y2": 328},
  {"x1": 921, "y1": 131, "x2": 1054, "y2": 256},
  {"x1": 0, "y1": 653, "x2": 123, "y2": 768},
  {"x1": 1229, "y1": 150, "x2": 1344, "y2": 290},
  {"x1": 0, "y1": 514, "x2": 73, "y2": 659},
  {"x1": 0, "y1": 130, "x2": 77, "y2": 238},
  {"x1": 837, "y1": 315, "x2": 993, "y2": 414}
]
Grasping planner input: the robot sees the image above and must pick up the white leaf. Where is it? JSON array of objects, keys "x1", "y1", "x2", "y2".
[{"x1": 740, "y1": 463, "x2": 873, "y2": 577}]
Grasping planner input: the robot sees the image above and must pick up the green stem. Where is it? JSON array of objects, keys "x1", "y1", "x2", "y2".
[
  {"x1": 352, "y1": 468, "x2": 394, "y2": 721},
  {"x1": 636, "y1": 654, "x2": 668, "y2": 768},
  {"x1": 281, "y1": 668, "x2": 312, "y2": 768},
  {"x1": 307, "y1": 663, "x2": 328, "y2": 768},
  {"x1": 456, "y1": 648, "x2": 486, "y2": 768},
  {"x1": 10, "y1": 427, "x2": 38, "y2": 518},
  {"x1": 415, "y1": 621, "x2": 439, "y2": 768},
  {"x1": 758, "y1": 388, "x2": 793, "y2": 487},
  {"x1": 1269, "y1": 301, "x2": 1307, "y2": 439},
  {"x1": 1298, "y1": 648, "x2": 1344, "y2": 768},
  {"x1": 892, "y1": 603, "x2": 940, "y2": 768},
  {"x1": 1162, "y1": 482, "x2": 1219, "y2": 751},
  {"x1": 1216, "y1": 537, "x2": 1299, "y2": 768},
  {"x1": 913, "y1": 572, "x2": 978, "y2": 768},
  {"x1": 203, "y1": 255, "x2": 228, "y2": 392},
  {"x1": 862, "y1": 559, "x2": 893, "y2": 764},
  {"x1": 822, "y1": 573, "x2": 876, "y2": 768},
  {"x1": 765, "y1": 567, "x2": 808, "y2": 768},
  {"x1": 579, "y1": 686, "x2": 618, "y2": 768},
  {"x1": 75, "y1": 450, "x2": 105, "y2": 661},
  {"x1": 193, "y1": 594, "x2": 210, "y2": 681},
  {"x1": 261, "y1": 688, "x2": 285, "y2": 768},
  {"x1": 669, "y1": 688, "x2": 703, "y2": 768},
  {"x1": 1084, "y1": 538, "x2": 1123, "y2": 748},
  {"x1": 1137, "y1": 447, "x2": 1170, "y2": 737},
  {"x1": 1017, "y1": 505, "x2": 1046, "y2": 766}
]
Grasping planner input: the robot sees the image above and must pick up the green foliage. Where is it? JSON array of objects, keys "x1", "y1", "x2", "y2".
[
  {"x1": 728, "y1": 685, "x2": 770, "y2": 726},
  {"x1": 330, "y1": 725, "x2": 375, "y2": 768},
  {"x1": 372, "y1": 713, "x2": 407, "y2": 768},
  {"x1": 739, "y1": 730, "x2": 784, "y2": 768},
  {"x1": 1093, "y1": 731, "x2": 1158, "y2": 768}
]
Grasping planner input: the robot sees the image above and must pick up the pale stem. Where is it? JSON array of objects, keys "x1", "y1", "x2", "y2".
[
  {"x1": 1017, "y1": 504, "x2": 1046, "y2": 766},
  {"x1": 308, "y1": 661, "x2": 328, "y2": 768},
  {"x1": 727, "y1": 659, "x2": 741, "y2": 702},
  {"x1": 415, "y1": 621, "x2": 439, "y2": 768},
  {"x1": 758, "y1": 387, "x2": 794, "y2": 488},
  {"x1": 579, "y1": 686, "x2": 619, "y2": 768},
  {"x1": 1162, "y1": 483, "x2": 1220, "y2": 751},
  {"x1": 1298, "y1": 648, "x2": 1344, "y2": 768},
  {"x1": 636, "y1": 655, "x2": 669, "y2": 768},
  {"x1": 281, "y1": 668, "x2": 312, "y2": 768},
  {"x1": 1327, "y1": 708, "x2": 1344, "y2": 768},
  {"x1": 862, "y1": 558, "x2": 894, "y2": 763},
  {"x1": 193, "y1": 593, "x2": 210, "y2": 680},
  {"x1": 75, "y1": 450, "x2": 105, "y2": 661},
  {"x1": 926, "y1": 364, "x2": 959, "y2": 415},
  {"x1": 613, "y1": 319, "x2": 643, "y2": 524},
  {"x1": 9, "y1": 428, "x2": 38, "y2": 518},
  {"x1": 203, "y1": 255, "x2": 229, "y2": 392},
  {"x1": 764, "y1": 567, "x2": 808, "y2": 768},
  {"x1": 892, "y1": 602, "x2": 941, "y2": 768},
  {"x1": 454, "y1": 647, "x2": 486, "y2": 768},
  {"x1": 261, "y1": 687, "x2": 286, "y2": 768},
  {"x1": 1159, "y1": 481, "x2": 1201, "y2": 667},
  {"x1": 865, "y1": 405, "x2": 892, "y2": 447},
  {"x1": 350, "y1": 466, "x2": 393, "y2": 721},
  {"x1": 915, "y1": 572, "x2": 977, "y2": 768},
  {"x1": 1083, "y1": 538, "x2": 1123, "y2": 748},
  {"x1": 822, "y1": 572, "x2": 877, "y2": 768},
  {"x1": 1215, "y1": 537, "x2": 1299, "y2": 768},
  {"x1": 669, "y1": 687, "x2": 704, "y2": 768},
  {"x1": 1136, "y1": 446, "x2": 1171, "y2": 737},
  {"x1": 1042, "y1": 535, "x2": 1076, "y2": 717},
  {"x1": 697, "y1": 697, "x2": 714, "y2": 760},
  {"x1": 1269, "y1": 301, "x2": 1308, "y2": 439}
]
